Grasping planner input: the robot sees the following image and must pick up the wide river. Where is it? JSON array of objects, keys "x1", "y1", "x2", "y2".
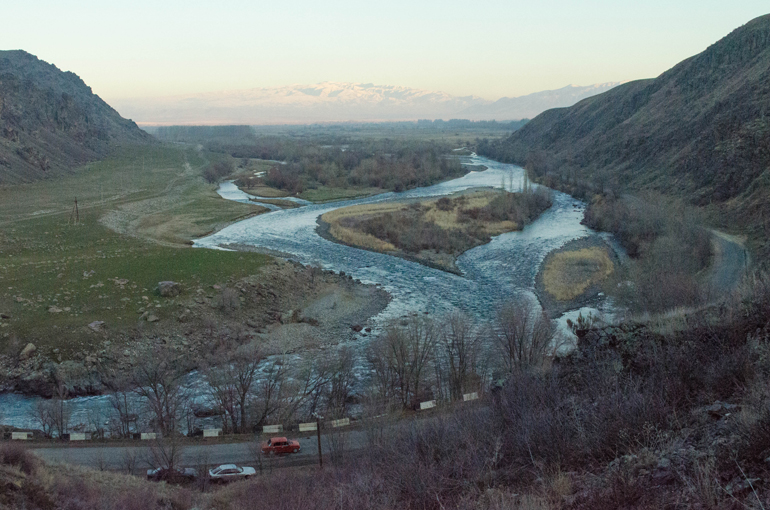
[
  {"x1": 0, "y1": 156, "x2": 616, "y2": 430},
  {"x1": 197, "y1": 155, "x2": 610, "y2": 325}
]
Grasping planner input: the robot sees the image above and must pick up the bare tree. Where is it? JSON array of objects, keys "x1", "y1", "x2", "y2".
[
  {"x1": 326, "y1": 427, "x2": 347, "y2": 466},
  {"x1": 250, "y1": 360, "x2": 287, "y2": 428},
  {"x1": 204, "y1": 346, "x2": 263, "y2": 434},
  {"x1": 493, "y1": 300, "x2": 554, "y2": 373},
  {"x1": 277, "y1": 355, "x2": 330, "y2": 423},
  {"x1": 131, "y1": 345, "x2": 188, "y2": 436},
  {"x1": 49, "y1": 367, "x2": 70, "y2": 438},
  {"x1": 438, "y1": 311, "x2": 482, "y2": 401},
  {"x1": 326, "y1": 347, "x2": 357, "y2": 417},
  {"x1": 30, "y1": 399, "x2": 55, "y2": 438},
  {"x1": 369, "y1": 315, "x2": 438, "y2": 408},
  {"x1": 147, "y1": 435, "x2": 186, "y2": 472},
  {"x1": 99, "y1": 366, "x2": 138, "y2": 438},
  {"x1": 122, "y1": 447, "x2": 139, "y2": 475}
]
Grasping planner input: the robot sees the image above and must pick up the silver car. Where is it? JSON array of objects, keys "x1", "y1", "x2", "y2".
[{"x1": 208, "y1": 464, "x2": 256, "y2": 482}]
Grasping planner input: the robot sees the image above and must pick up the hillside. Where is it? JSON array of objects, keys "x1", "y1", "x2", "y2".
[
  {"x1": 0, "y1": 50, "x2": 151, "y2": 183},
  {"x1": 481, "y1": 14, "x2": 770, "y2": 256}
]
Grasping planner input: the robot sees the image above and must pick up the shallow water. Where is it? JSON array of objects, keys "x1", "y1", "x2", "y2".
[{"x1": 199, "y1": 156, "x2": 603, "y2": 325}]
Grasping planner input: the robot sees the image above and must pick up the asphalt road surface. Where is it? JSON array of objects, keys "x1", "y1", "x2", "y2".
[{"x1": 31, "y1": 430, "x2": 370, "y2": 472}]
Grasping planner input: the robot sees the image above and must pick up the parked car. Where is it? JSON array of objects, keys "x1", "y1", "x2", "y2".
[
  {"x1": 261, "y1": 436, "x2": 301, "y2": 455},
  {"x1": 146, "y1": 467, "x2": 197, "y2": 482},
  {"x1": 208, "y1": 464, "x2": 256, "y2": 482}
]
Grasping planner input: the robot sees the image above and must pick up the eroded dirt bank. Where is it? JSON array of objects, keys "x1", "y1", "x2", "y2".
[{"x1": 0, "y1": 259, "x2": 390, "y2": 397}]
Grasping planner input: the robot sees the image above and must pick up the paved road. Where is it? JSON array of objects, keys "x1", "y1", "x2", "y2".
[
  {"x1": 31, "y1": 430, "x2": 370, "y2": 472},
  {"x1": 709, "y1": 229, "x2": 750, "y2": 295}
]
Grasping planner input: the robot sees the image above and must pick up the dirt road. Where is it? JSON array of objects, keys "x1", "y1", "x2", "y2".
[{"x1": 709, "y1": 229, "x2": 750, "y2": 295}]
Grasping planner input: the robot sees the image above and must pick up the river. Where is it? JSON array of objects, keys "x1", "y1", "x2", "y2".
[
  {"x1": 197, "y1": 155, "x2": 611, "y2": 326},
  {"x1": 0, "y1": 155, "x2": 616, "y2": 431}
]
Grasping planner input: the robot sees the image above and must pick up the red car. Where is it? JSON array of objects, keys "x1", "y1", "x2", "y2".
[{"x1": 261, "y1": 436, "x2": 301, "y2": 455}]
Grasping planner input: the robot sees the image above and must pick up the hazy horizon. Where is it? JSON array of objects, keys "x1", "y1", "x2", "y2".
[{"x1": 110, "y1": 81, "x2": 623, "y2": 126}]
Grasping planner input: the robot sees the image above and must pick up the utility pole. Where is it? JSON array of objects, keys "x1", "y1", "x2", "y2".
[
  {"x1": 313, "y1": 413, "x2": 323, "y2": 468},
  {"x1": 70, "y1": 198, "x2": 79, "y2": 225}
]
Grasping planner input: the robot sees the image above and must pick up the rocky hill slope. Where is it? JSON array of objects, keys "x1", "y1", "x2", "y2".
[
  {"x1": 481, "y1": 14, "x2": 770, "y2": 255},
  {"x1": 0, "y1": 50, "x2": 151, "y2": 183}
]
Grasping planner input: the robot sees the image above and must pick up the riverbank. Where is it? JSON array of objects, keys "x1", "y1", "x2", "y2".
[
  {"x1": 535, "y1": 235, "x2": 617, "y2": 318},
  {"x1": 0, "y1": 258, "x2": 390, "y2": 397}
]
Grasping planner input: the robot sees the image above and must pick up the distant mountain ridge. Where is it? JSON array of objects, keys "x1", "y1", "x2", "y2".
[
  {"x1": 109, "y1": 82, "x2": 619, "y2": 125},
  {"x1": 482, "y1": 14, "x2": 770, "y2": 254},
  {"x1": 458, "y1": 83, "x2": 621, "y2": 120},
  {"x1": 0, "y1": 50, "x2": 150, "y2": 183}
]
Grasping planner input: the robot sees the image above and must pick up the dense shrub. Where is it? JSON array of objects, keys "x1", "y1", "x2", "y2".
[
  {"x1": 584, "y1": 193, "x2": 714, "y2": 313},
  {"x1": 202, "y1": 160, "x2": 235, "y2": 183},
  {"x1": 0, "y1": 442, "x2": 38, "y2": 475}
]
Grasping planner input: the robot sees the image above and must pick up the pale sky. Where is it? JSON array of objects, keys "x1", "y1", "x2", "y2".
[{"x1": 3, "y1": 1, "x2": 768, "y2": 101}]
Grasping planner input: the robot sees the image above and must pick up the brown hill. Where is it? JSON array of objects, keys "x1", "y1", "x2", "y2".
[
  {"x1": 0, "y1": 50, "x2": 151, "y2": 183},
  {"x1": 480, "y1": 14, "x2": 770, "y2": 255}
]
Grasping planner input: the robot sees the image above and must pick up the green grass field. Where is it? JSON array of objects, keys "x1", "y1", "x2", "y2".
[
  {"x1": 298, "y1": 186, "x2": 383, "y2": 203},
  {"x1": 0, "y1": 144, "x2": 269, "y2": 358}
]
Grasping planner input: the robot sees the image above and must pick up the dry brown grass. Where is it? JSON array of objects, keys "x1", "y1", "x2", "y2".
[
  {"x1": 542, "y1": 247, "x2": 614, "y2": 301},
  {"x1": 322, "y1": 202, "x2": 403, "y2": 252}
]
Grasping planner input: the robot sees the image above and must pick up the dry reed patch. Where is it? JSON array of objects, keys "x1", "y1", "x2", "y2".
[
  {"x1": 322, "y1": 202, "x2": 404, "y2": 252},
  {"x1": 328, "y1": 222, "x2": 397, "y2": 252},
  {"x1": 543, "y1": 247, "x2": 614, "y2": 301}
]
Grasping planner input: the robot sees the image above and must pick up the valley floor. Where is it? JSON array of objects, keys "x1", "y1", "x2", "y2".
[{"x1": 0, "y1": 144, "x2": 389, "y2": 397}]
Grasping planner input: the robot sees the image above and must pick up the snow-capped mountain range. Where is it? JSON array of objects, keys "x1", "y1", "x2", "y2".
[{"x1": 111, "y1": 82, "x2": 621, "y2": 125}]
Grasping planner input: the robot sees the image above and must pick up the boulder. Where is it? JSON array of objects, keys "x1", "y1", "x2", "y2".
[
  {"x1": 157, "y1": 281, "x2": 181, "y2": 297},
  {"x1": 705, "y1": 401, "x2": 739, "y2": 418},
  {"x1": 146, "y1": 314, "x2": 159, "y2": 323},
  {"x1": 48, "y1": 306, "x2": 63, "y2": 313},
  {"x1": 652, "y1": 458, "x2": 674, "y2": 485},
  {"x1": 19, "y1": 343, "x2": 36, "y2": 360},
  {"x1": 88, "y1": 321, "x2": 106, "y2": 333}
]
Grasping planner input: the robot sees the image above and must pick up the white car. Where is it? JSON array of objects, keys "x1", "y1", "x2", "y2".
[{"x1": 208, "y1": 464, "x2": 256, "y2": 482}]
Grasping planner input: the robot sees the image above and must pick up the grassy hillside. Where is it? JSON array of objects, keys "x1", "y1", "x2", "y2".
[
  {"x1": 480, "y1": 14, "x2": 770, "y2": 258},
  {"x1": 0, "y1": 50, "x2": 151, "y2": 183}
]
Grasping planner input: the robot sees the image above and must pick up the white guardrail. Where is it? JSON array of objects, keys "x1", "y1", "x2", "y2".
[
  {"x1": 5, "y1": 394, "x2": 483, "y2": 442},
  {"x1": 262, "y1": 424, "x2": 283, "y2": 434}
]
